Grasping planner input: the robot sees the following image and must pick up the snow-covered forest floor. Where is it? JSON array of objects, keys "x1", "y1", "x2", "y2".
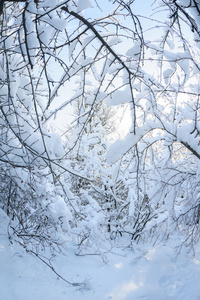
[{"x1": 1, "y1": 210, "x2": 200, "y2": 300}]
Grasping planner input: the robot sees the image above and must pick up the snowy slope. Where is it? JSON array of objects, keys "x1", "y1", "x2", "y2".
[{"x1": 1, "y1": 209, "x2": 200, "y2": 300}]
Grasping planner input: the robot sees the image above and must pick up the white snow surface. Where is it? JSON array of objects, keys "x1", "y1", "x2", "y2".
[{"x1": 1, "y1": 209, "x2": 200, "y2": 300}]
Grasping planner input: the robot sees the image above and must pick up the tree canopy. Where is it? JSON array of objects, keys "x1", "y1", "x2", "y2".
[{"x1": 0, "y1": 0, "x2": 200, "y2": 256}]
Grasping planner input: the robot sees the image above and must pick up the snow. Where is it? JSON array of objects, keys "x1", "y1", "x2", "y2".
[
  {"x1": 126, "y1": 41, "x2": 141, "y2": 59},
  {"x1": 163, "y1": 68, "x2": 174, "y2": 85},
  {"x1": 1, "y1": 1, "x2": 200, "y2": 299},
  {"x1": 77, "y1": 0, "x2": 93, "y2": 12},
  {"x1": 41, "y1": 17, "x2": 67, "y2": 31},
  {"x1": 1, "y1": 209, "x2": 200, "y2": 300},
  {"x1": 106, "y1": 121, "x2": 163, "y2": 164},
  {"x1": 107, "y1": 37, "x2": 122, "y2": 46},
  {"x1": 106, "y1": 89, "x2": 132, "y2": 106}
]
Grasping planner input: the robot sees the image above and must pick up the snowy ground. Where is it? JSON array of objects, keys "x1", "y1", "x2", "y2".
[{"x1": 1, "y1": 210, "x2": 200, "y2": 300}]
